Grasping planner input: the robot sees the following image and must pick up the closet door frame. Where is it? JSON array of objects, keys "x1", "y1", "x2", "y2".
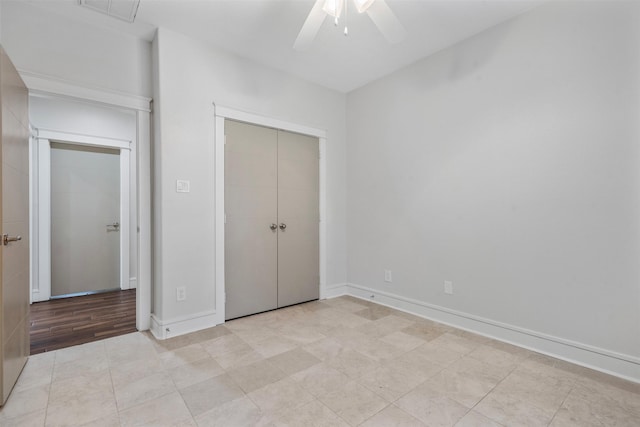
[{"x1": 214, "y1": 106, "x2": 327, "y2": 323}]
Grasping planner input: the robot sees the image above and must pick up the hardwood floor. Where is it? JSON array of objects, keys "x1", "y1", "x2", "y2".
[{"x1": 30, "y1": 289, "x2": 137, "y2": 354}]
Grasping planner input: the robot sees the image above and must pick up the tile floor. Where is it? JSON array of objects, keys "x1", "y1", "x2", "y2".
[{"x1": 1, "y1": 296, "x2": 639, "y2": 426}]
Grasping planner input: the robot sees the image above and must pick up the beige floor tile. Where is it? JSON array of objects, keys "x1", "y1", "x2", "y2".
[
  {"x1": 392, "y1": 350, "x2": 444, "y2": 381},
  {"x1": 114, "y1": 371, "x2": 176, "y2": 411},
  {"x1": 555, "y1": 388, "x2": 640, "y2": 426},
  {"x1": 360, "y1": 405, "x2": 426, "y2": 427},
  {"x1": 232, "y1": 327, "x2": 279, "y2": 345},
  {"x1": 277, "y1": 324, "x2": 327, "y2": 345},
  {"x1": 318, "y1": 381, "x2": 388, "y2": 426},
  {"x1": 187, "y1": 325, "x2": 232, "y2": 344},
  {"x1": 194, "y1": 396, "x2": 269, "y2": 426},
  {"x1": 14, "y1": 354, "x2": 55, "y2": 392},
  {"x1": 291, "y1": 363, "x2": 351, "y2": 398},
  {"x1": 248, "y1": 377, "x2": 315, "y2": 415},
  {"x1": 79, "y1": 414, "x2": 121, "y2": 427},
  {"x1": 401, "y1": 321, "x2": 449, "y2": 342},
  {"x1": 380, "y1": 331, "x2": 425, "y2": 352},
  {"x1": 411, "y1": 342, "x2": 465, "y2": 366},
  {"x1": 119, "y1": 391, "x2": 193, "y2": 426},
  {"x1": 485, "y1": 340, "x2": 532, "y2": 357},
  {"x1": 330, "y1": 310, "x2": 373, "y2": 329},
  {"x1": 109, "y1": 355, "x2": 165, "y2": 389},
  {"x1": 454, "y1": 410, "x2": 503, "y2": 427},
  {"x1": 46, "y1": 389, "x2": 118, "y2": 427},
  {"x1": 353, "y1": 305, "x2": 395, "y2": 321},
  {"x1": 467, "y1": 345, "x2": 525, "y2": 371},
  {"x1": 52, "y1": 352, "x2": 109, "y2": 382},
  {"x1": 159, "y1": 343, "x2": 210, "y2": 369},
  {"x1": 49, "y1": 369, "x2": 113, "y2": 404},
  {"x1": 492, "y1": 370, "x2": 571, "y2": 414},
  {"x1": 106, "y1": 340, "x2": 158, "y2": 366},
  {"x1": 425, "y1": 369, "x2": 499, "y2": 408},
  {"x1": 227, "y1": 359, "x2": 287, "y2": 393},
  {"x1": 213, "y1": 346, "x2": 265, "y2": 370},
  {"x1": 273, "y1": 400, "x2": 349, "y2": 427},
  {"x1": 572, "y1": 376, "x2": 640, "y2": 416},
  {"x1": 322, "y1": 297, "x2": 369, "y2": 313},
  {"x1": 267, "y1": 347, "x2": 321, "y2": 375},
  {"x1": 0, "y1": 408, "x2": 46, "y2": 426},
  {"x1": 250, "y1": 335, "x2": 299, "y2": 358},
  {"x1": 326, "y1": 348, "x2": 379, "y2": 380},
  {"x1": 429, "y1": 333, "x2": 481, "y2": 355},
  {"x1": 474, "y1": 389, "x2": 555, "y2": 427},
  {"x1": 358, "y1": 339, "x2": 406, "y2": 362},
  {"x1": 201, "y1": 334, "x2": 251, "y2": 358},
  {"x1": 304, "y1": 337, "x2": 345, "y2": 361},
  {"x1": 180, "y1": 374, "x2": 245, "y2": 416},
  {"x1": 396, "y1": 383, "x2": 469, "y2": 427},
  {"x1": 358, "y1": 364, "x2": 428, "y2": 402},
  {"x1": 356, "y1": 315, "x2": 415, "y2": 339},
  {"x1": 54, "y1": 341, "x2": 106, "y2": 365},
  {"x1": 169, "y1": 357, "x2": 225, "y2": 390},
  {"x1": 0, "y1": 383, "x2": 50, "y2": 421}
]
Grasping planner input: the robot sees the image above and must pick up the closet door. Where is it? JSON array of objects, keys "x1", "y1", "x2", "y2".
[
  {"x1": 225, "y1": 120, "x2": 278, "y2": 320},
  {"x1": 277, "y1": 130, "x2": 319, "y2": 308}
]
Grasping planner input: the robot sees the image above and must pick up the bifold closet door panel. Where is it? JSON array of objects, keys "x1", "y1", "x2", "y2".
[
  {"x1": 277, "y1": 130, "x2": 320, "y2": 308},
  {"x1": 225, "y1": 120, "x2": 278, "y2": 320}
]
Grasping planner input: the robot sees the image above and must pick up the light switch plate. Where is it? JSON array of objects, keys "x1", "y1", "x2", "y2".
[{"x1": 176, "y1": 180, "x2": 190, "y2": 193}]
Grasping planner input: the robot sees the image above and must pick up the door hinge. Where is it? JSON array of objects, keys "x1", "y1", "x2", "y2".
[
  {"x1": 224, "y1": 213, "x2": 227, "y2": 224},
  {"x1": 224, "y1": 135, "x2": 227, "y2": 145}
]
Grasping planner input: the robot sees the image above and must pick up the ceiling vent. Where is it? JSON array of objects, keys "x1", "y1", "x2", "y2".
[{"x1": 78, "y1": 0, "x2": 140, "y2": 23}]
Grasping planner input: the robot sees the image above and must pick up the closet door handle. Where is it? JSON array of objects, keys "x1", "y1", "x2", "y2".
[
  {"x1": 279, "y1": 223, "x2": 287, "y2": 231},
  {"x1": 3, "y1": 234, "x2": 21, "y2": 246},
  {"x1": 269, "y1": 223, "x2": 278, "y2": 231}
]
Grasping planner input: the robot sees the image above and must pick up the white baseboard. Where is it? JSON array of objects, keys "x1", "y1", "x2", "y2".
[
  {"x1": 150, "y1": 310, "x2": 221, "y2": 340},
  {"x1": 344, "y1": 283, "x2": 640, "y2": 383},
  {"x1": 322, "y1": 283, "x2": 348, "y2": 299},
  {"x1": 129, "y1": 277, "x2": 137, "y2": 289}
]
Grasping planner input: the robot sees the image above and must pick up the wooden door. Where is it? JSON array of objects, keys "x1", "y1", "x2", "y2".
[
  {"x1": 224, "y1": 120, "x2": 278, "y2": 320},
  {"x1": 0, "y1": 45, "x2": 30, "y2": 405},
  {"x1": 276, "y1": 130, "x2": 319, "y2": 308}
]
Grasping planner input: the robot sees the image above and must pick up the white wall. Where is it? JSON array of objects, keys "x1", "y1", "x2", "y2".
[
  {"x1": 152, "y1": 28, "x2": 347, "y2": 330},
  {"x1": 347, "y1": 1, "x2": 640, "y2": 379},
  {"x1": 0, "y1": 1, "x2": 151, "y2": 98}
]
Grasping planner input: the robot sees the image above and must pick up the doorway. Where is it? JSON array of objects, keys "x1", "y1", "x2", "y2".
[{"x1": 50, "y1": 142, "x2": 121, "y2": 298}]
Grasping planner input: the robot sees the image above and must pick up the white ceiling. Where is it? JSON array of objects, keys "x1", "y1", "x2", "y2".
[{"x1": 23, "y1": 0, "x2": 541, "y2": 93}]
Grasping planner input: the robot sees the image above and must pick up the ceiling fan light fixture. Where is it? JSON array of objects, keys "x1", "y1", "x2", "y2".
[
  {"x1": 354, "y1": 0, "x2": 375, "y2": 13},
  {"x1": 322, "y1": 0, "x2": 344, "y2": 18}
]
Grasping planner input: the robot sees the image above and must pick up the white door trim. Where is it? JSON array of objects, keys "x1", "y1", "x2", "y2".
[
  {"x1": 22, "y1": 72, "x2": 152, "y2": 331},
  {"x1": 214, "y1": 105, "x2": 328, "y2": 324},
  {"x1": 34, "y1": 130, "x2": 131, "y2": 300}
]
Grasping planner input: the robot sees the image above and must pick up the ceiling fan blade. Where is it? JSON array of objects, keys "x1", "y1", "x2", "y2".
[
  {"x1": 366, "y1": 0, "x2": 406, "y2": 44},
  {"x1": 294, "y1": 0, "x2": 327, "y2": 51}
]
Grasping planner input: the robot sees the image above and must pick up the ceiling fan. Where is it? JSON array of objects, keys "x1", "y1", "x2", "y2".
[{"x1": 294, "y1": 0, "x2": 407, "y2": 50}]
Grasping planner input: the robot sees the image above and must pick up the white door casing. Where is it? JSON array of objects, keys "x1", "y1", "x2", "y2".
[
  {"x1": 34, "y1": 129, "x2": 131, "y2": 302},
  {"x1": 214, "y1": 106, "x2": 327, "y2": 324}
]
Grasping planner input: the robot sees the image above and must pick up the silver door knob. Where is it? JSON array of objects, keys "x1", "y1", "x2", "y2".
[
  {"x1": 269, "y1": 223, "x2": 278, "y2": 231},
  {"x1": 279, "y1": 223, "x2": 287, "y2": 231},
  {"x1": 2, "y1": 234, "x2": 21, "y2": 246}
]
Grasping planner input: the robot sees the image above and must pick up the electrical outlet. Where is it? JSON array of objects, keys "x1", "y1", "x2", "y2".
[
  {"x1": 176, "y1": 286, "x2": 186, "y2": 301},
  {"x1": 384, "y1": 270, "x2": 392, "y2": 283},
  {"x1": 444, "y1": 280, "x2": 453, "y2": 295}
]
